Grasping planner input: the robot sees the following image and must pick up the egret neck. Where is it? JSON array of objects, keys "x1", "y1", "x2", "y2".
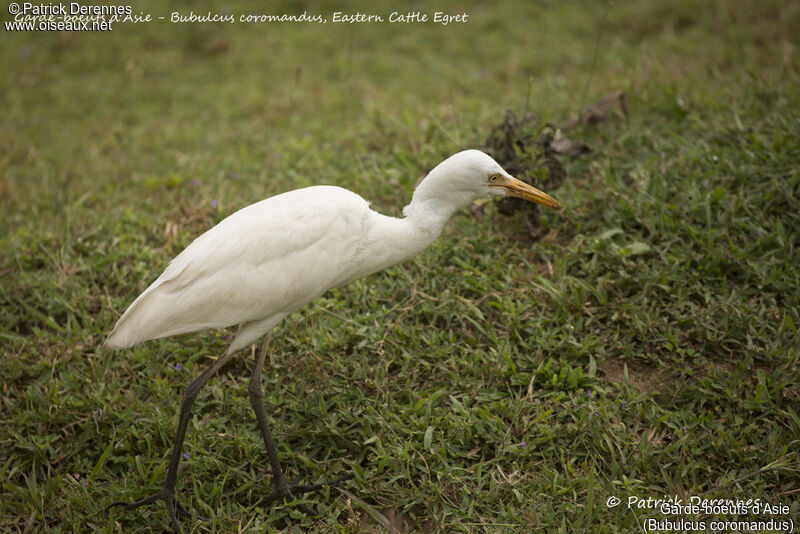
[{"x1": 347, "y1": 173, "x2": 480, "y2": 285}]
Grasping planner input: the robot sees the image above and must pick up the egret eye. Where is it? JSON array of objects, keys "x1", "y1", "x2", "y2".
[{"x1": 489, "y1": 173, "x2": 501, "y2": 183}]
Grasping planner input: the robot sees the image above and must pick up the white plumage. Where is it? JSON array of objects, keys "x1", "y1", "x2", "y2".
[
  {"x1": 106, "y1": 186, "x2": 374, "y2": 352},
  {"x1": 105, "y1": 150, "x2": 561, "y2": 354},
  {"x1": 104, "y1": 149, "x2": 562, "y2": 532}
]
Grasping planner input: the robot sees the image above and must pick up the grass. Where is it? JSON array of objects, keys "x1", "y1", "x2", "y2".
[{"x1": 2, "y1": 0, "x2": 799, "y2": 532}]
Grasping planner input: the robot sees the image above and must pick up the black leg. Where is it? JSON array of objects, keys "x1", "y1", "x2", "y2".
[
  {"x1": 247, "y1": 341, "x2": 353, "y2": 512},
  {"x1": 248, "y1": 341, "x2": 292, "y2": 493},
  {"x1": 107, "y1": 348, "x2": 239, "y2": 533}
]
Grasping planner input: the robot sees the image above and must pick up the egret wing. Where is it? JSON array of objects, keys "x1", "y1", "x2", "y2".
[{"x1": 105, "y1": 186, "x2": 371, "y2": 349}]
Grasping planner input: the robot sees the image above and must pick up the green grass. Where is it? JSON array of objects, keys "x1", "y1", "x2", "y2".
[{"x1": 2, "y1": 0, "x2": 799, "y2": 532}]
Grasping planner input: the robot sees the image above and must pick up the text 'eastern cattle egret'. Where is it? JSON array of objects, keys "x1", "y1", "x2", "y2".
[{"x1": 105, "y1": 149, "x2": 562, "y2": 532}]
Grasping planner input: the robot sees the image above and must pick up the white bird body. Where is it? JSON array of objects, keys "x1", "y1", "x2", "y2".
[
  {"x1": 107, "y1": 185, "x2": 423, "y2": 352},
  {"x1": 105, "y1": 150, "x2": 557, "y2": 353},
  {"x1": 106, "y1": 151, "x2": 562, "y2": 355},
  {"x1": 104, "y1": 149, "x2": 562, "y2": 531}
]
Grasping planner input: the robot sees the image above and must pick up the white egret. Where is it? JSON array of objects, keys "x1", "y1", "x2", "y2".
[{"x1": 105, "y1": 149, "x2": 562, "y2": 531}]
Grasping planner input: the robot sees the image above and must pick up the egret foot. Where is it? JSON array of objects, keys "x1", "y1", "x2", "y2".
[
  {"x1": 106, "y1": 485, "x2": 192, "y2": 533},
  {"x1": 259, "y1": 473, "x2": 355, "y2": 513}
]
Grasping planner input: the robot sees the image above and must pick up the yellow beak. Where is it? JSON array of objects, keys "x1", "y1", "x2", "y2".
[{"x1": 494, "y1": 175, "x2": 563, "y2": 211}]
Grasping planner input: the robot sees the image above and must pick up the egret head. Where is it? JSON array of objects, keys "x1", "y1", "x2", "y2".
[{"x1": 405, "y1": 150, "x2": 562, "y2": 217}]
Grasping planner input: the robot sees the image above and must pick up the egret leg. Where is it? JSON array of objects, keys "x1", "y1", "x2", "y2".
[
  {"x1": 247, "y1": 341, "x2": 354, "y2": 512},
  {"x1": 107, "y1": 348, "x2": 238, "y2": 533}
]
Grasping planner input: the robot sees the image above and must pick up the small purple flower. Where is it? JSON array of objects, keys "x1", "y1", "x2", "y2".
[
  {"x1": 520, "y1": 441, "x2": 526, "y2": 447},
  {"x1": 682, "y1": 426, "x2": 688, "y2": 432},
  {"x1": 82, "y1": 480, "x2": 88, "y2": 487},
  {"x1": 183, "y1": 452, "x2": 190, "y2": 460},
  {"x1": 211, "y1": 199, "x2": 219, "y2": 208},
  {"x1": 190, "y1": 179, "x2": 203, "y2": 187},
  {"x1": 226, "y1": 334, "x2": 232, "y2": 341},
  {"x1": 231, "y1": 172, "x2": 239, "y2": 179},
  {"x1": 175, "y1": 363, "x2": 183, "y2": 371},
  {"x1": 585, "y1": 389, "x2": 592, "y2": 399},
  {"x1": 620, "y1": 402, "x2": 626, "y2": 409}
]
